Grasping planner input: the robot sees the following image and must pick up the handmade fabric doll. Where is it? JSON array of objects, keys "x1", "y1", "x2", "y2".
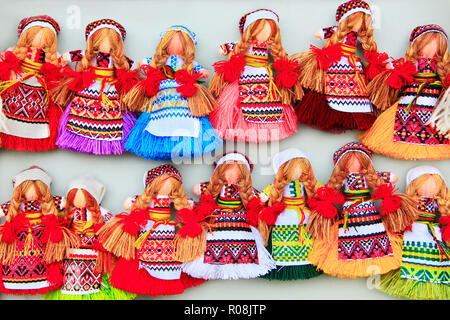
[
  {"x1": 305, "y1": 142, "x2": 418, "y2": 278},
  {"x1": 207, "y1": 9, "x2": 302, "y2": 143},
  {"x1": 44, "y1": 175, "x2": 135, "y2": 300},
  {"x1": 176, "y1": 152, "x2": 276, "y2": 280},
  {"x1": 295, "y1": 0, "x2": 388, "y2": 132},
  {"x1": 52, "y1": 19, "x2": 138, "y2": 155},
  {"x1": 97, "y1": 164, "x2": 206, "y2": 296},
  {"x1": 361, "y1": 24, "x2": 450, "y2": 160},
  {"x1": 123, "y1": 25, "x2": 221, "y2": 160},
  {"x1": 0, "y1": 15, "x2": 63, "y2": 151},
  {"x1": 0, "y1": 166, "x2": 78, "y2": 294},
  {"x1": 379, "y1": 166, "x2": 450, "y2": 300},
  {"x1": 259, "y1": 149, "x2": 323, "y2": 280}
]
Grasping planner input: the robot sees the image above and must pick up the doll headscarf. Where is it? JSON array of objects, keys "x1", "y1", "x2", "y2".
[
  {"x1": 238, "y1": 9, "x2": 279, "y2": 35},
  {"x1": 68, "y1": 175, "x2": 106, "y2": 204},
  {"x1": 335, "y1": 0, "x2": 371, "y2": 24},
  {"x1": 143, "y1": 164, "x2": 182, "y2": 188},
  {"x1": 333, "y1": 142, "x2": 372, "y2": 166},
  {"x1": 17, "y1": 15, "x2": 60, "y2": 37},
  {"x1": 409, "y1": 24, "x2": 448, "y2": 44},
  {"x1": 12, "y1": 166, "x2": 52, "y2": 189},
  {"x1": 272, "y1": 148, "x2": 310, "y2": 174},
  {"x1": 160, "y1": 25, "x2": 198, "y2": 45},
  {"x1": 406, "y1": 165, "x2": 447, "y2": 186},
  {"x1": 214, "y1": 151, "x2": 254, "y2": 173},
  {"x1": 85, "y1": 18, "x2": 126, "y2": 41}
]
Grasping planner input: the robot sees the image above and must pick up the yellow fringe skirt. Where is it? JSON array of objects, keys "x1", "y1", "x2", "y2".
[
  {"x1": 360, "y1": 102, "x2": 450, "y2": 160},
  {"x1": 308, "y1": 222, "x2": 403, "y2": 278}
]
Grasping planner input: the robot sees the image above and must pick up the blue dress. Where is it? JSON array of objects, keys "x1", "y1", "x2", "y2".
[{"x1": 124, "y1": 55, "x2": 222, "y2": 160}]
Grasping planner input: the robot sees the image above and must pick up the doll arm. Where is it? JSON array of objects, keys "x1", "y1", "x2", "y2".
[
  {"x1": 193, "y1": 61, "x2": 209, "y2": 78},
  {"x1": 124, "y1": 55, "x2": 136, "y2": 70},
  {"x1": 193, "y1": 182, "x2": 209, "y2": 197},
  {"x1": 100, "y1": 207, "x2": 113, "y2": 223},
  {"x1": 0, "y1": 201, "x2": 11, "y2": 217},
  {"x1": 63, "y1": 50, "x2": 85, "y2": 63},
  {"x1": 259, "y1": 185, "x2": 272, "y2": 204},
  {"x1": 53, "y1": 196, "x2": 65, "y2": 212},
  {"x1": 219, "y1": 42, "x2": 237, "y2": 56}
]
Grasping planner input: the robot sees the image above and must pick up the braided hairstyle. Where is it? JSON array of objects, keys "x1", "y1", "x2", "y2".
[
  {"x1": 268, "y1": 158, "x2": 320, "y2": 206},
  {"x1": 131, "y1": 174, "x2": 191, "y2": 212},
  {"x1": 79, "y1": 28, "x2": 129, "y2": 72},
  {"x1": 404, "y1": 32, "x2": 450, "y2": 84},
  {"x1": 324, "y1": 12, "x2": 378, "y2": 52},
  {"x1": 406, "y1": 174, "x2": 450, "y2": 217},
  {"x1": 149, "y1": 30, "x2": 196, "y2": 72},
  {"x1": 65, "y1": 188, "x2": 103, "y2": 225},
  {"x1": 205, "y1": 162, "x2": 255, "y2": 208},
  {"x1": 231, "y1": 19, "x2": 288, "y2": 61},
  {"x1": 12, "y1": 26, "x2": 59, "y2": 65},
  {"x1": 327, "y1": 152, "x2": 384, "y2": 191}
]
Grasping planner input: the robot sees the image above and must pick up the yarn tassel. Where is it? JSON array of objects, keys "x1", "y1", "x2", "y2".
[
  {"x1": 175, "y1": 228, "x2": 207, "y2": 262},
  {"x1": 367, "y1": 71, "x2": 401, "y2": 112},
  {"x1": 359, "y1": 102, "x2": 450, "y2": 160},
  {"x1": 46, "y1": 262, "x2": 64, "y2": 288},
  {"x1": 378, "y1": 193, "x2": 419, "y2": 234},
  {"x1": 187, "y1": 83, "x2": 218, "y2": 117},
  {"x1": 93, "y1": 240, "x2": 117, "y2": 274},
  {"x1": 306, "y1": 210, "x2": 338, "y2": 241},
  {"x1": 294, "y1": 49, "x2": 326, "y2": 93},
  {"x1": 44, "y1": 225, "x2": 80, "y2": 264}
]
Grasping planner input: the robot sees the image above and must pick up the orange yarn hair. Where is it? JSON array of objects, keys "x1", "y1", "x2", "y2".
[
  {"x1": 204, "y1": 162, "x2": 255, "y2": 208},
  {"x1": 79, "y1": 27, "x2": 129, "y2": 72},
  {"x1": 65, "y1": 188, "x2": 104, "y2": 225},
  {"x1": 268, "y1": 158, "x2": 320, "y2": 206},
  {"x1": 406, "y1": 174, "x2": 450, "y2": 217},
  {"x1": 12, "y1": 25, "x2": 59, "y2": 65},
  {"x1": 131, "y1": 174, "x2": 191, "y2": 211}
]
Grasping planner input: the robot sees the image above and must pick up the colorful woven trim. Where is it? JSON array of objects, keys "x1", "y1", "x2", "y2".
[
  {"x1": 160, "y1": 25, "x2": 197, "y2": 45},
  {"x1": 335, "y1": 0, "x2": 371, "y2": 24},
  {"x1": 238, "y1": 8, "x2": 279, "y2": 35},
  {"x1": 333, "y1": 142, "x2": 372, "y2": 166},
  {"x1": 85, "y1": 19, "x2": 126, "y2": 41},
  {"x1": 17, "y1": 15, "x2": 60, "y2": 37},
  {"x1": 143, "y1": 164, "x2": 182, "y2": 188},
  {"x1": 214, "y1": 152, "x2": 254, "y2": 173},
  {"x1": 410, "y1": 24, "x2": 448, "y2": 43}
]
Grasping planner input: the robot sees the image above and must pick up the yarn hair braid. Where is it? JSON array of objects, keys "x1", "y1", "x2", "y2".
[
  {"x1": 65, "y1": 189, "x2": 103, "y2": 225},
  {"x1": 13, "y1": 25, "x2": 59, "y2": 65}
]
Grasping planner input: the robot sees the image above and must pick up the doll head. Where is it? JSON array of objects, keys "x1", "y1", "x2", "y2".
[
  {"x1": 405, "y1": 25, "x2": 450, "y2": 82},
  {"x1": 8, "y1": 166, "x2": 58, "y2": 222},
  {"x1": 269, "y1": 149, "x2": 319, "y2": 205},
  {"x1": 65, "y1": 175, "x2": 105, "y2": 224},
  {"x1": 131, "y1": 164, "x2": 190, "y2": 211},
  {"x1": 13, "y1": 15, "x2": 60, "y2": 65},
  {"x1": 80, "y1": 19, "x2": 129, "y2": 71},
  {"x1": 406, "y1": 166, "x2": 449, "y2": 215},
  {"x1": 206, "y1": 152, "x2": 255, "y2": 206},
  {"x1": 324, "y1": 1, "x2": 376, "y2": 52},
  {"x1": 232, "y1": 9, "x2": 288, "y2": 61},
  {"x1": 328, "y1": 142, "x2": 383, "y2": 190},
  {"x1": 150, "y1": 25, "x2": 197, "y2": 71}
]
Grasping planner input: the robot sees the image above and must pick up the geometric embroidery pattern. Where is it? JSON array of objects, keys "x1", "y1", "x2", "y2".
[
  {"x1": 272, "y1": 225, "x2": 312, "y2": 263},
  {"x1": 204, "y1": 239, "x2": 259, "y2": 264}
]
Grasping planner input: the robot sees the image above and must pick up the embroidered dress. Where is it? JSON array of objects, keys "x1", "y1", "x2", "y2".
[
  {"x1": 295, "y1": 29, "x2": 376, "y2": 132},
  {"x1": 182, "y1": 183, "x2": 276, "y2": 280},
  {"x1": 209, "y1": 41, "x2": 297, "y2": 142},
  {"x1": 308, "y1": 173, "x2": 403, "y2": 278},
  {"x1": 361, "y1": 58, "x2": 450, "y2": 159},
  {"x1": 379, "y1": 197, "x2": 450, "y2": 299},
  {"x1": 44, "y1": 207, "x2": 135, "y2": 300},
  {"x1": 0, "y1": 198, "x2": 64, "y2": 295},
  {"x1": 0, "y1": 47, "x2": 62, "y2": 151},
  {"x1": 124, "y1": 55, "x2": 222, "y2": 160},
  {"x1": 261, "y1": 181, "x2": 321, "y2": 280},
  {"x1": 109, "y1": 195, "x2": 206, "y2": 296},
  {"x1": 56, "y1": 50, "x2": 137, "y2": 155}
]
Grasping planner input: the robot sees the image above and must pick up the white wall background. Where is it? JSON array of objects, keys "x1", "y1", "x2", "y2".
[{"x1": 0, "y1": 0, "x2": 449, "y2": 300}]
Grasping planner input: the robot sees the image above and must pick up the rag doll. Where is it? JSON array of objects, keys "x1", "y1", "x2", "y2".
[
  {"x1": 259, "y1": 148, "x2": 323, "y2": 280},
  {"x1": 294, "y1": 0, "x2": 388, "y2": 132},
  {"x1": 306, "y1": 142, "x2": 418, "y2": 278},
  {"x1": 208, "y1": 9, "x2": 302, "y2": 143},
  {"x1": 44, "y1": 175, "x2": 135, "y2": 300},
  {"x1": 176, "y1": 152, "x2": 276, "y2": 279},
  {"x1": 0, "y1": 166, "x2": 78, "y2": 294},
  {"x1": 123, "y1": 25, "x2": 221, "y2": 160},
  {"x1": 0, "y1": 15, "x2": 63, "y2": 151},
  {"x1": 379, "y1": 166, "x2": 450, "y2": 300},
  {"x1": 97, "y1": 164, "x2": 206, "y2": 296},
  {"x1": 361, "y1": 24, "x2": 450, "y2": 160}
]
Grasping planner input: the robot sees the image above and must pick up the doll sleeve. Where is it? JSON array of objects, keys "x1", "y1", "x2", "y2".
[
  {"x1": 0, "y1": 201, "x2": 11, "y2": 217},
  {"x1": 100, "y1": 207, "x2": 113, "y2": 223},
  {"x1": 193, "y1": 61, "x2": 207, "y2": 74},
  {"x1": 376, "y1": 171, "x2": 394, "y2": 184},
  {"x1": 260, "y1": 185, "x2": 272, "y2": 203},
  {"x1": 141, "y1": 57, "x2": 153, "y2": 66},
  {"x1": 219, "y1": 42, "x2": 237, "y2": 55},
  {"x1": 53, "y1": 196, "x2": 65, "y2": 212},
  {"x1": 125, "y1": 55, "x2": 136, "y2": 70},
  {"x1": 125, "y1": 195, "x2": 139, "y2": 209},
  {"x1": 198, "y1": 182, "x2": 209, "y2": 196},
  {"x1": 66, "y1": 50, "x2": 85, "y2": 63},
  {"x1": 252, "y1": 187, "x2": 261, "y2": 198},
  {"x1": 319, "y1": 26, "x2": 337, "y2": 40}
]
